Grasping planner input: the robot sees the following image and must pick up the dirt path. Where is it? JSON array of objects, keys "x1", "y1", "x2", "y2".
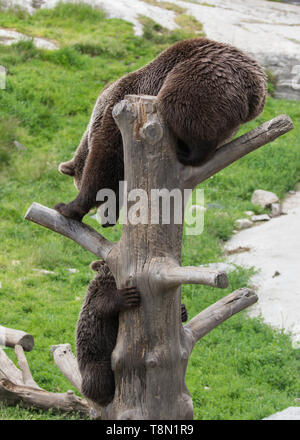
[{"x1": 225, "y1": 191, "x2": 300, "y2": 346}]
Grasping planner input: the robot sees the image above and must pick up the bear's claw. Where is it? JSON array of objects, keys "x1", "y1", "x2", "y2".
[{"x1": 54, "y1": 202, "x2": 86, "y2": 222}]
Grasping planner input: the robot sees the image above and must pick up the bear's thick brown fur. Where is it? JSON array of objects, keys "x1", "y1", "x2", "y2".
[
  {"x1": 56, "y1": 38, "x2": 266, "y2": 222},
  {"x1": 76, "y1": 260, "x2": 188, "y2": 406}
]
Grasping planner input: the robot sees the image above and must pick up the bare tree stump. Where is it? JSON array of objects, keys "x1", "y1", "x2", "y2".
[{"x1": 25, "y1": 95, "x2": 293, "y2": 420}]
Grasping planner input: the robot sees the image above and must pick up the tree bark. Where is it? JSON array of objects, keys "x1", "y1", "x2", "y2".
[{"x1": 184, "y1": 288, "x2": 258, "y2": 348}]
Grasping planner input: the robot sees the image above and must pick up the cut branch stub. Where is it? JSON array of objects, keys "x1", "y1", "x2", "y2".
[
  {"x1": 50, "y1": 344, "x2": 82, "y2": 393},
  {"x1": 155, "y1": 263, "x2": 229, "y2": 289},
  {"x1": 25, "y1": 203, "x2": 114, "y2": 260},
  {"x1": 0, "y1": 325, "x2": 34, "y2": 352},
  {"x1": 184, "y1": 288, "x2": 258, "y2": 348}
]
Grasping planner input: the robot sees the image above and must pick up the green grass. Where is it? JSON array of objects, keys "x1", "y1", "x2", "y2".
[{"x1": 0, "y1": 2, "x2": 299, "y2": 420}]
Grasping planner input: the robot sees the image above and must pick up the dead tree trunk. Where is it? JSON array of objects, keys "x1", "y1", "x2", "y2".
[{"x1": 25, "y1": 95, "x2": 293, "y2": 420}]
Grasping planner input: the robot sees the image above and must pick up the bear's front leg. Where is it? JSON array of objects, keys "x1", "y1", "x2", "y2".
[{"x1": 54, "y1": 200, "x2": 89, "y2": 222}]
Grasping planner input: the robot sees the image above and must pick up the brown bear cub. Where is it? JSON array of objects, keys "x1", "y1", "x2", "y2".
[
  {"x1": 55, "y1": 38, "x2": 266, "y2": 223},
  {"x1": 76, "y1": 260, "x2": 188, "y2": 406}
]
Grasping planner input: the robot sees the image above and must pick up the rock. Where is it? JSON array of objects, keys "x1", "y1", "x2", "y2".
[
  {"x1": 251, "y1": 190, "x2": 279, "y2": 209},
  {"x1": 251, "y1": 214, "x2": 271, "y2": 222},
  {"x1": 0, "y1": 281, "x2": 2, "y2": 289},
  {"x1": 271, "y1": 203, "x2": 281, "y2": 217},
  {"x1": 263, "y1": 407, "x2": 300, "y2": 420},
  {"x1": 33, "y1": 269, "x2": 55, "y2": 275},
  {"x1": 245, "y1": 211, "x2": 254, "y2": 216},
  {"x1": 67, "y1": 268, "x2": 78, "y2": 273},
  {"x1": 235, "y1": 219, "x2": 253, "y2": 230},
  {"x1": 33, "y1": 36, "x2": 59, "y2": 50},
  {"x1": 13, "y1": 140, "x2": 27, "y2": 151},
  {"x1": 289, "y1": 190, "x2": 296, "y2": 195}
]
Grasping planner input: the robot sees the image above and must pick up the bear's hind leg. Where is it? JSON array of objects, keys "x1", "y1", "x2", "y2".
[
  {"x1": 54, "y1": 105, "x2": 122, "y2": 222},
  {"x1": 81, "y1": 360, "x2": 115, "y2": 407}
]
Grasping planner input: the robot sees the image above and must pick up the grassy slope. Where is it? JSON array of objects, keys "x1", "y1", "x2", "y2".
[{"x1": 0, "y1": 3, "x2": 299, "y2": 420}]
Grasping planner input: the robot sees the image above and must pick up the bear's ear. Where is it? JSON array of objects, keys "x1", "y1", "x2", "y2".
[{"x1": 58, "y1": 161, "x2": 75, "y2": 176}]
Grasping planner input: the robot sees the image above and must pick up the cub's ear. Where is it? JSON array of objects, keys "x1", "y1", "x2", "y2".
[
  {"x1": 58, "y1": 160, "x2": 75, "y2": 176},
  {"x1": 90, "y1": 260, "x2": 105, "y2": 272}
]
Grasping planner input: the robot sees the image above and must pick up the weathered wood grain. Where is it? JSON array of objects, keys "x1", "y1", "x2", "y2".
[{"x1": 0, "y1": 325, "x2": 34, "y2": 352}]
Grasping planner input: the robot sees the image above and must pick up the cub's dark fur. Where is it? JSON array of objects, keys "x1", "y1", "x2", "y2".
[
  {"x1": 76, "y1": 260, "x2": 188, "y2": 406},
  {"x1": 56, "y1": 38, "x2": 266, "y2": 222}
]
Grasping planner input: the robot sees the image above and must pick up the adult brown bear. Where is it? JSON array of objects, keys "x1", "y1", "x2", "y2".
[{"x1": 55, "y1": 38, "x2": 266, "y2": 222}]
